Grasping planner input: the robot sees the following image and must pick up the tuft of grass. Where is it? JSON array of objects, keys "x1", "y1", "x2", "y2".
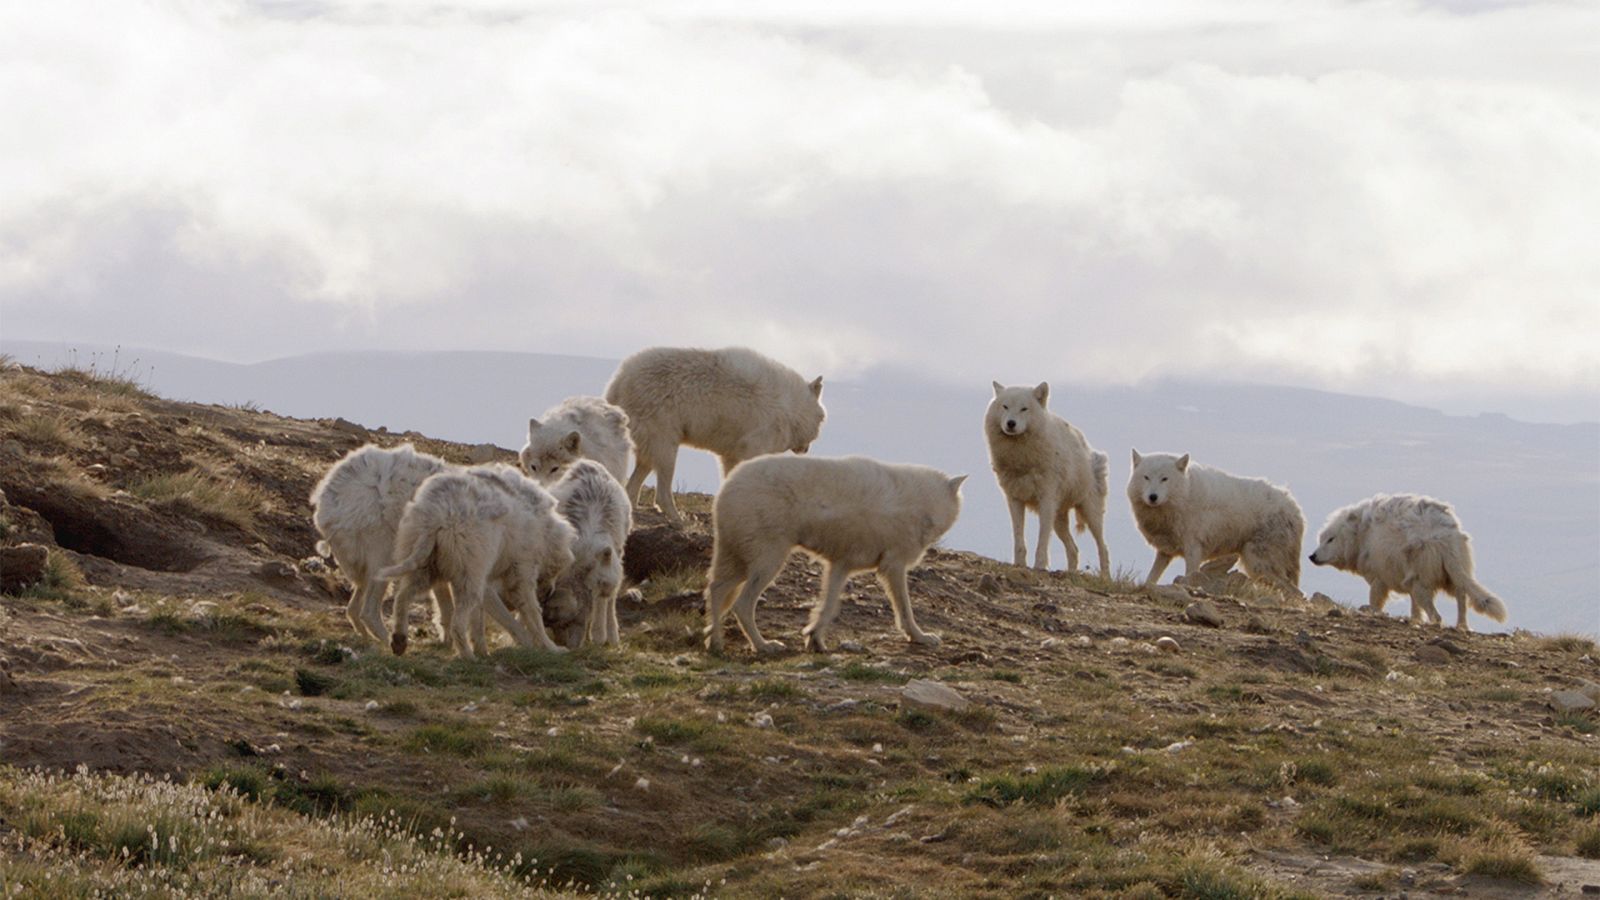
[
  {"x1": 1459, "y1": 844, "x2": 1543, "y2": 883},
  {"x1": 966, "y1": 765, "x2": 1108, "y2": 807},
  {"x1": 13, "y1": 411, "x2": 80, "y2": 448},
  {"x1": 129, "y1": 469, "x2": 267, "y2": 531},
  {"x1": 835, "y1": 661, "x2": 908, "y2": 685},
  {"x1": 1575, "y1": 825, "x2": 1600, "y2": 859},
  {"x1": 639, "y1": 564, "x2": 707, "y2": 603},
  {"x1": 15, "y1": 548, "x2": 86, "y2": 601},
  {"x1": 1554, "y1": 710, "x2": 1597, "y2": 735},
  {"x1": 403, "y1": 723, "x2": 491, "y2": 757},
  {"x1": 293, "y1": 668, "x2": 337, "y2": 697},
  {"x1": 1537, "y1": 633, "x2": 1599, "y2": 655},
  {"x1": 52, "y1": 346, "x2": 153, "y2": 398}
]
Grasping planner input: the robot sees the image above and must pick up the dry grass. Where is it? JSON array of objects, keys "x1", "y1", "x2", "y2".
[
  {"x1": 0, "y1": 765, "x2": 590, "y2": 898},
  {"x1": 128, "y1": 469, "x2": 268, "y2": 531}
]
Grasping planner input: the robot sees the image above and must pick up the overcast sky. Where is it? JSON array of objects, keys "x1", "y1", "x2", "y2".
[{"x1": 3, "y1": 1, "x2": 1597, "y2": 422}]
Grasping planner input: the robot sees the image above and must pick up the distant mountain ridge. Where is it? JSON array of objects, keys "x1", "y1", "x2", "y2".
[{"x1": 5, "y1": 337, "x2": 1596, "y2": 635}]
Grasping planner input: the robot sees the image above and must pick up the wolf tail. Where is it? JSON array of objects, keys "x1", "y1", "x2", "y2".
[
  {"x1": 379, "y1": 530, "x2": 434, "y2": 582},
  {"x1": 1443, "y1": 546, "x2": 1506, "y2": 622}
]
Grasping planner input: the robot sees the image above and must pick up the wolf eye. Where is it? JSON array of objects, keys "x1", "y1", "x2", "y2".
[
  {"x1": 1019, "y1": 407, "x2": 1028, "y2": 412},
  {"x1": 1001, "y1": 404, "x2": 1009, "y2": 411},
  {"x1": 1160, "y1": 477, "x2": 1168, "y2": 482}
]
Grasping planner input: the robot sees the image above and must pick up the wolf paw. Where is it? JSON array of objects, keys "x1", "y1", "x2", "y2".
[{"x1": 910, "y1": 632, "x2": 942, "y2": 648}]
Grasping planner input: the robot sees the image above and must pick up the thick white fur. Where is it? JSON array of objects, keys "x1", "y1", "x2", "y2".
[
  {"x1": 309, "y1": 443, "x2": 448, "y2": 644},
  {"x1": 985, "y1": 381, "x2": 1111, "y2": 574},
  {"x1": 703, "y1": 455, "x2": 965, "y2": 654},
  {"x1": 519, "y1": 396, "x2": 632, "y2": 486},
  {"x1": 381, "y1": 464, "x2": 575, "y2": 659},
  {"x1": 604, "y1": 346, "x2": 826, "y2": 523},
  {"x1": 1128, "y1": 450, "x2": 1304, "y2": 593},
  {"x1": 548, "y1": 460, "x2": 631, "y2": 647},
  {"x1": 1310, "y1": 493, "x2": 1507, "y2": 630}
]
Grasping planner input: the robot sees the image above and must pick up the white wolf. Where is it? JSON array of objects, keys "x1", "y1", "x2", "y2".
[
  {"x1": 519, "y1": 396, "x2": 632, "y2": 486},
  {"x1": 1310, "y1": 493, "x2": 1507, "y2": 631},
  {"x1": 548, "y1": 460, "x2": 631, "y2": 646},
  {"x1": 1128, "y1": 450, "x2": 1304, "y2": 594},
  {"x1": 984, "y1": 381, "x2": 1111, "y2": 574},
  {"x1": 309, "y1": 443, "x2": 448, "y2": 645},
  {"x1": 703, "y1": 455, "x2": 965, "y2": 654},
  {"x1": 604, "y1": 346, "x2": 826, "y2": 524},
  {"x1": 381, "y1": 464, "x2": 575, "y2": 659}
]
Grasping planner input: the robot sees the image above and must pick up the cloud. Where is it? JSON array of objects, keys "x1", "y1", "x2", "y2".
[{"x1": 1, "y1": 2, "x2": 1596, "y2": 418}]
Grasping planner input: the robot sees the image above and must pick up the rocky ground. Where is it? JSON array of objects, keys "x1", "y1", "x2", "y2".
[{"x1": 2, "y1": 362, "x2": 1597, "y2": 898}]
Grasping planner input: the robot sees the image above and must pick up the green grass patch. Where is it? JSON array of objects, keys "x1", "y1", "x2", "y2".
[
  {"x1": 129, "y1": 469, "x2": 267, "y2": 531},
  {"x1": 966, "y1": 765, "x2": 1108, "y2": 807},
  {"x1": 403, "y1": 723, "x2": 491, "y2": 757},
  {"x1": 835, "y1": 661, "x2": 908, "y2": 685}
]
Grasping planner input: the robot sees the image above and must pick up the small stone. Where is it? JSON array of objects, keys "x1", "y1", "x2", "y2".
[
  {"x1": 1164, "y1": 740, "x2": 1193, "y2": 753},
  {"x1": 751, "y1": 712, "x2": 775, "y2": 728},
  {"x1": 837, "y1": 640, "x2": 865, "y2": 653},
  {"x1": 1184, "y1": 600, "x2": 1224, "y2": 628},
  {"x1": 1428, "y1": 637, "x2": 1467, "y2": 656},
  {"x1": 255, "y1": 560, "x2": 296, "y2": 581},
  {"x1": 883, "y1": 806, "x2": 914, "y2": 827},
  {"x1": 634, "y1": 777, "x2": 650, "y2": 791},
  {"x1": 1155, "y1": 636, "x2": 1181, "y2": 654},
  {"x1": 766, "y1": 837, "x2": 788, "y2": 850},
  {"x1": 1295, "y1": 630, "x2": 1314, "y2": 647},
  {"x1": 1413, "y1": 645, "x2": 1451, "y2": 666},
  {"x1": 1152, "y1": 585, "x2": 1191, "y2": 605},
  {"x1": 187, "y1": 600, "x2": 218, "y2": 622},
  {"x1": 510, "y1": 817, "x2": 530, "y2": 832},
  {"x1": 1074, "y1": 635, "x2": 1093, "y2": 647},
  {"x1": 299, "y1": 556, "x2": 328, "y2": 574},
  {"x1": 976, "y1": 574, "x2": 1001, "y2": 596},
  {"x1": 459, "y1": 702, "x2": 479, "y2": 713},
  {"x1": 1549, "y1": 690, "x2": 1597, "y2": 713},
  {"x1": 901, "y1": 679, "x2": 970, "y2": 712},
  {"x1": 871, "y1": 743, "x2": 883, "y2": 754},
  {"x1": 826, "y1": 699, "x2": 858, "y2": 713},
  {"x1": 113, "y1": 589, "x2": 136, "y2": 607},
  {"x1": 1041, "y1": 637, "x2": 1062, "y2": 650},
  {"x1": 330, "y1": 417, "x2": 366, "y2": 434},
  {"x1": 364, "y1": 700, "x2": 379, "y2": 711}
]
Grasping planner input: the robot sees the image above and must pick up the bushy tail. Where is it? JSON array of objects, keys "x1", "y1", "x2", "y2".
[
  {"x1": 1444, "y1": 552, "x2": 1506, "y2": 622},
  {"x1": 1075, "y1": 451, "x2": 1111, "y2": 534},
  {"x1": 379, "y1": 529, "x2": 434, "y2": 582}
]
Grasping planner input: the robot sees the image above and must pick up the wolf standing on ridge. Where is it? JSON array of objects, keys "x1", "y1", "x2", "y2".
[
  {"x1": 1127, "y1": 450, "x2": 1304, "y2": 594},
  {"x1": 703, "y1": 455, "x2": 965, "y2": 655},
  {"x1": 604, "y1": 346, "x2": 825, "y2": 524},
  {"x1": 1310, "y1": 493, "x2": 1507, "y2": 631},
  {"x1": 984, "y1": 381, "x2": 1110, "y2": 575}
]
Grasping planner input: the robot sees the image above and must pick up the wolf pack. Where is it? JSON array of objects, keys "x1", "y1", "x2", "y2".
[{"x1": 309, "y1": 345, "x2": 1508, "y2": 661}]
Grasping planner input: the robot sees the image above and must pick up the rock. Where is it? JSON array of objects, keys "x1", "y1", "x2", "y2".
[
  {"x1": 254, "y1": 560, "x2": 297, "y2": 581},
  {"x1": 1163, "y1": 740, "x2": 1193, "y2": 753},
  {"x1": 1155, "y1": 636, "x2": 1181, "y2": 654},
  {"x1": 1152, "y1": 585, "x2": 1191, "y2": 605},
  {"x1": 466, "y1": 443, "x2": 505, "y2": 464},
  {"x1": 634, "y1": 777, "x2": 650, "y2": 791},
  {"x1": 1184, "y1": 600, "x2": 1224, "y2": 628},
  {"x1": 837, "y1": 640, "x2": 866, "y2": 653},
  {"x1": 901, "y1": 679, "x2": 970, "y2": 712},
  {"x1": 330, "y1": 417, "x2": 366, "y2": 435},
  {"x1": 825, "y1": 699, "x2": 858, "y2": 713},
  {"x1": 751, "y1": 712, "x2": 775, "y2": 729},
  {"x1": 975, "y1": 573, "x2": 1001, "y2": 596},
  {"x1": 766, "y1": 837, "x2": 788, "y2": 851},
  {"x1": 1549, "y1": 690, "x2": 1596, "y2": 713},
  {"x1": 1427, "y1": 637, "x2": 1467, "y2": 656},
  {"x1": 0, "y1": 543, "x2": 50, "y2": 594},
  {"x1": 1413, "y1": 645, "x2": 1452, "y2": 666},
  {"x1": 1294, "y1": 630, "x2": 1314, "y2": 648},
  {"x1": 623, "y1": 525, "x2": 714, "y2": 584},
  {"x1": 883, "y1": 806, "x2": 915, "y2": 828},
  {"x1": 299, "y1": 556, "x2": 328, "y2": 573},
  {"x1": 1041, "y1": 637, "x2": 1062, "y2": 650},
  {"x1": 1576, "y1": 680, "x2": 1600, "y2": 703}
]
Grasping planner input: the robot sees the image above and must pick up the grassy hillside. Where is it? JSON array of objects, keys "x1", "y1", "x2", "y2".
[{"x1": 1, "y1": 361, "x2": 1597, "y2": 898}]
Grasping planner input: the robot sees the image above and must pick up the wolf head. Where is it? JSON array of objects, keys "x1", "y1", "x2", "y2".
[
  {"x1": 987, "y1": 382, "x2": 1049, "y2": 437},
  {"x1": 1127, "y1": 449, "x2": 1190, "y2": 508},
  {"x1": 566, "y1": 534, "x2": 623, "y2": 609},
  {"x1": 519, "y1": 418, "x2": 583, "y2": 485},
  {"x1": 788, "y1": 376, "x2": 827, "y2": 453},
  {"x1": 1309, "y1": 506, "x2": 1362, "y2": 569}
]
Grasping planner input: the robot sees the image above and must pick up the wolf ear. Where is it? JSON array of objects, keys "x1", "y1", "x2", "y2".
[
  {"x1": 528, "y1": 417, "x2": 540, "y2": 433},
  {"x1": 947, "y1": 474, "x2": 968, "y2": 493},
  {"x1": 562, "y1": 431, "x2": 581, "y2": 453},
  {"x1": 1176, "y1": 453, "x2": 1190, "y2": 472},
  {"x1": 1033, "y1": 382, "x2": 1049, "y2": 404},
  {"x1": 809, "y1": 375, "x2": 824, "y2": 398},
  {"x1": 992, "y1": 380, "x2": 1004, "y2": 396},
  {"x1": 1131, "y1": 448, "x2": 1142, "y2": 466}
]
